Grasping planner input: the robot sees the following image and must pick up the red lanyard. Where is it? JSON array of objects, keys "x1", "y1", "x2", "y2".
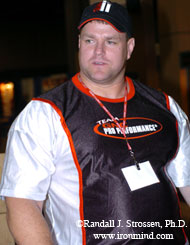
[{"x1": 80, "y1": 77, "x2": 140, "y2": 170}]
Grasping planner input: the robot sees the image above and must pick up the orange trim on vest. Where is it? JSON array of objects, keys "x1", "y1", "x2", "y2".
[
  {"x1": 32, "y1": 98, "x2": 86, "y2": 245},
  {"x1": 163, "y1": 92, "x2": 170, "y2": 110},
  {"x1": 72, "y1": 73, "x2": 135, "y2": 103}
]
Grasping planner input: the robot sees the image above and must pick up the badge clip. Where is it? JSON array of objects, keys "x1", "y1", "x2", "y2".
[{"x1": 129, "y1": 150, "x2": 140, "y2": 170}]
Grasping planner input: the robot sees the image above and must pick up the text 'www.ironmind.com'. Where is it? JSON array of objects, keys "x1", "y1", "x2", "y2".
[{"x1": 92, "y1": 232, "x2": 174, "y2": 240}]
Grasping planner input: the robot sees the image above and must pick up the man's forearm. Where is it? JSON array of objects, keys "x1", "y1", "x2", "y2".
[{"x1": 5, "y1": 197, "x2": 53, "y2": 245}]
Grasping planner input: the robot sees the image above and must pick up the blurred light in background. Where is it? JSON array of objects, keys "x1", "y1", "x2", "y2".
[{"x1": 0, "y1": 82, "x2": 14, "y2": 118}]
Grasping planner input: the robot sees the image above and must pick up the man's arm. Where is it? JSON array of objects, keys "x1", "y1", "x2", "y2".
[
  {"x1": 179, "y1": 186, "x2": 190, "y2": 206},
  {"x1": 5, "y1": 197, "x2": 53, "y2": 245}
]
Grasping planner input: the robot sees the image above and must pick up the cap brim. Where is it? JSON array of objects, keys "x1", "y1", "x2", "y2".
[{"x1": 78, "y1": 17, "x2": 124, "y2": 33}]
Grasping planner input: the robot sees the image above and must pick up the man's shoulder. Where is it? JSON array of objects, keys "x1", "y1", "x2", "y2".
[
  {"x1": 38, "y1": 77, "x2": 73, "y2": 100},
  {"x1": 32, "y1": 74, "x2": 83, "y2": 116},
  {"x1": 132, "y1": 79, "x2": 163, "y2": 97},
  {"x1": 132, "y1": 78, "x2": 168, "y2": 109},
  {"x1": 32, "y1": 76, "x2": 78, "y2": 112}
]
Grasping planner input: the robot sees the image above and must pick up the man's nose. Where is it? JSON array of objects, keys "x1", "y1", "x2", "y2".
[{"x1": 95, "y1": 41, "x2": 105, "y2": 55}]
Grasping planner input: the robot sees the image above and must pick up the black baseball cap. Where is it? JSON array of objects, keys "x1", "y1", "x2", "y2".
[{"x1": 78, "y1": 0, "x2": 133, "y2": 38}]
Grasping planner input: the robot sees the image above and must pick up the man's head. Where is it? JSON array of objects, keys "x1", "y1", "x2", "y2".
[
  {"x1": 78, "y1": 1, "x2": 135, "y2": 87},
  {"x1": 78, "y1": 0, "x2": 133, "y2": 39}
]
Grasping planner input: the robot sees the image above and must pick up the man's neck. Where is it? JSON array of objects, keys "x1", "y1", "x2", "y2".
[{"x1": 79, "y1": 74, "x2": 128, "y2": 99}]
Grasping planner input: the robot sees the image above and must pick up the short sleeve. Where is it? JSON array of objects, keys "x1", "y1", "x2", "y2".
[
  {"x1": 166, "y1": 96, "x2": 190, "y2": 187},
  {"x1": 0, "y1": 100, "x2": 58, "y2": 201}
]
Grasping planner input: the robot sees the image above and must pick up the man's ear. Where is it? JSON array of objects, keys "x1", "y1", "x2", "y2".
[
  {"x1": 126, "y1": 38, "x2": 135, "y2": 60},
  {"x1": 78, "y1": 35, "x2": 81, "y2": 49}
]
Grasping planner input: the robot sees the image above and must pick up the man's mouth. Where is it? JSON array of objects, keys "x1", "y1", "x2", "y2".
[{"x1": 93, "y1": 61, "x2": 106, "y2": 65}]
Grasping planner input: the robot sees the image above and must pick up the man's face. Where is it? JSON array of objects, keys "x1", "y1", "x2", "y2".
[{"x1": 78, "y1": 21, "x2": 135, "y2": 85}]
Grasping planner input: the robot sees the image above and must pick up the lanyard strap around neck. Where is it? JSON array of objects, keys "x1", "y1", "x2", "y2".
[
  {"x1": 80, "y1": 76, "x2": 140, "y2": 170},
  {"x1": 82, "y1": 79, "x2": 131, "y2": 147}
]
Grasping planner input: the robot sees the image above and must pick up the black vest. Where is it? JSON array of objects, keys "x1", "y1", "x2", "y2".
[{"x1": 38, "y1": 75, "x2": 187, "y2": 244}]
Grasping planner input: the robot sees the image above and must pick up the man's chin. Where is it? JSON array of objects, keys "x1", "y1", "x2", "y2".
[{"x1": 89, "y1": 73, "x2": 110, "y2": 84}]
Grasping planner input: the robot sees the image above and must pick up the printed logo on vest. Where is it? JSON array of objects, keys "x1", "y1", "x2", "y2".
[{"x1": 94, "y1": 117, "x2": 163, "y2": 139}]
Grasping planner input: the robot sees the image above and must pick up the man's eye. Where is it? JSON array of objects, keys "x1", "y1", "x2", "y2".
[
  {"x1": 107, "y1": 40, "x2": 116, "y2": 45},
  {"x1": 85, "y1": 39, "x2": 93, "y2": 43}
]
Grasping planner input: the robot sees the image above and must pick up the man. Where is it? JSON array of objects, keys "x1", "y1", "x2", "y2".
[{"x1": 0, "y1": 1, "x2": 190, "y2": 244}]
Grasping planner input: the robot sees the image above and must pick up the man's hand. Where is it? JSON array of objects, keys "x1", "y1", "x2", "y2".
[
  {"x1": 179, "y1": 186, "x2": 190, "y2": 206},
  {"x1": 5, "y1": 197, "x2": 53, "y2": 245}
]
